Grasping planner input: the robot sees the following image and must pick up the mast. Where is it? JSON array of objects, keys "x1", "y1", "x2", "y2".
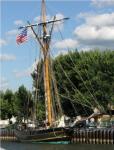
[
  {"x1": 41, "y1": 0, "x2": 52, "y2": 126},
  {"x1": 18, "y1": 0, "x2": 69, "y2": 128}
]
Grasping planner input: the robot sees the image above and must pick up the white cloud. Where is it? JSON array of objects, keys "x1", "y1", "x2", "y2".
[
  {"x1": 14, "y1": 20, "x2": 24, "y2": 26},
  {"x1": 54, "y1": 39, "x2": 78, "y2": 49},
  {"x1": 0, "y1": 39, "x2": 7, "y2": 47},
  {"x1": 56, "y1": 13, "x2": 64, "y2": 20},
  {"x1": 55, "y1": 50, "x2": 69, "y2": 57},
  {"x1": 6, "y1": 29, "x2": 18, "y2": 36},
  {"x1": 74, "y1": 12, "x2": 114, "y2": 49},
  {"x1": 34, "y1": 16, "x2": 41, "y2": 22},
  {"x1": 80, "y1": 47, "x2": 92, "y2": 52},
  {"x1": 0, "y1": 54, "x2": 16, "y2": 61},
  {"x1": 13, "y1": 68, "x2": 31, "y2": 78},
  {"x1": 79, "y1": 12, "x2": 114, "y2": 27},
  {"x1": 0, "y1": 77, "x2": 9, "y2": 91},
  {"x1": 13, "y1": 58, "x2": 39, "y2": 78},
  {"x1": 91, "y1": 0, "x2": 114, "y2": 7},
  {"x1": 34, "y1": 15, "x2": 51, "y2": 22},
  {"x1": 34, "y1": 13, "x2": 64, "y2": 22},
  {"x1": 13, "y1": 60, "x2": 39, "y2": 78},
  {"x1": 75, "y1": 25, "x2": 114, "y2": 41},
  {"x1": 34, "y1": 13, "x2": 65, "y2": 32}
]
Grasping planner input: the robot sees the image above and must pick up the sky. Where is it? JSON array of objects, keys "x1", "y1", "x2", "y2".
[{"x1": 1, "y1": 0, "x2": 114, "y2": 91}]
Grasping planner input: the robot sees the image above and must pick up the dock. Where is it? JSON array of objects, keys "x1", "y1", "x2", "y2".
[
  {"x1": 0, "y1": 128, "x2": 114, "y2": 144},
  {"x1": 71, "y1": 128, "x2": 114, "y2": 144},
  {"x1": 0, "y1": 129, "x2": 17, "y2": 142}
]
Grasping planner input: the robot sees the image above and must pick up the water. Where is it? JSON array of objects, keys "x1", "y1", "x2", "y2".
[{"x1": 1, "y1": 142, "x2": 114, "y2": 150}]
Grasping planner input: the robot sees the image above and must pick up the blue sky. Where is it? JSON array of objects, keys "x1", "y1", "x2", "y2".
[{"x1": 1, "y1": 0, "x2": 114, "y2": 91}]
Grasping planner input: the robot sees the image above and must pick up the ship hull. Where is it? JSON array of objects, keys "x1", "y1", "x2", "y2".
[{"x1": 14, "y1": 127, "x2": 71, "y2": 143}]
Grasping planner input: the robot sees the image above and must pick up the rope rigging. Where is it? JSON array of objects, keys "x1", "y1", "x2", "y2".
[
  {"x1": 30, "y1": 1, "x2": 106, "y2": 122},
  {"x1": 55, "y1": 24, "x2": 105, "y2": 113},
  {"x1": 51, "y1": 51, "x2": 94, "y2": 108}
]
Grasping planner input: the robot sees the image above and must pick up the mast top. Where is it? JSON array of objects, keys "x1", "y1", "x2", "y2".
[{"x1": 18, "y1": 0, "x2": 69, "y2": 30}]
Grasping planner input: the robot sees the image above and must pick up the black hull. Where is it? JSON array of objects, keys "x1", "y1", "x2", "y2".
[{"x1": 14, "y1": 127, "x2": 71, "y2": 143}]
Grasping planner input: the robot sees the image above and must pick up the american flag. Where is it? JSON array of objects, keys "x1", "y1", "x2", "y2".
[{"x1": 16, "y1": 28, "x2": 27, "y2": 44}]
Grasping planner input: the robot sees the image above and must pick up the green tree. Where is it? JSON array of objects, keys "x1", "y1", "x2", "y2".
[
  {"x1": 53, "y1": 50, "x2": 114, "y2": 116},
  {"x1": 0, "y1": 89, "x2": 17, "y2": 120},
  {"x1": 16, "y1": 85, "x2": 33, "y2": 122},
  {"x1": 29, "y1": 50, "x2": 114, "y2": 117}
]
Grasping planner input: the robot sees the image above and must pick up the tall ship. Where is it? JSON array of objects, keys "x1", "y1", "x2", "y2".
[
  {"x1": 15, "y1": 0, "x2": 72, "y2": 143},
  {"x1": 14, "y1": 0, "x2": 114, "y2": 144}
]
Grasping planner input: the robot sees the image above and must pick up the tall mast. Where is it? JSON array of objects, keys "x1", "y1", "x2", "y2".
[
  {"x1": 18, "y1": 0, "x2": 69, "y2": 127},
  {"x1": 41, "y1": 0, "x2": 52, "y2": 126}
]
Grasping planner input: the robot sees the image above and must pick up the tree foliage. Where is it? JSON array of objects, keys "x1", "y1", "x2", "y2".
[
  {"x1": 53, "y1": 50, "x2": 114, "y2": 116},
  {"x1": 0, "y1": 85, "x2": 33, "y2": 120},
  {"x1": 0, "y1": 50, "x2": 114, "y2": 120},
  {"x1": 15, "y1": 85, "x2": 33, "y2": 121}
]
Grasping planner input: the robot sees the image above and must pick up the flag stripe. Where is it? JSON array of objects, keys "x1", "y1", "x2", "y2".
[{"x1": 16, "y1": 28, "x2": 27, "y2": 44}]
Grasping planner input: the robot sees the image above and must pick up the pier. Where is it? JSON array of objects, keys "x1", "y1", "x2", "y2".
[
  {"x1": 0, "y1": 128, "x2": 114, "y2": 144},
  {"x1": 0, "y1": 129, "x2": 17, "y2": 142},
  {"x1": 71, "y1": 128, "x2": 114, "y2": 144}
]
